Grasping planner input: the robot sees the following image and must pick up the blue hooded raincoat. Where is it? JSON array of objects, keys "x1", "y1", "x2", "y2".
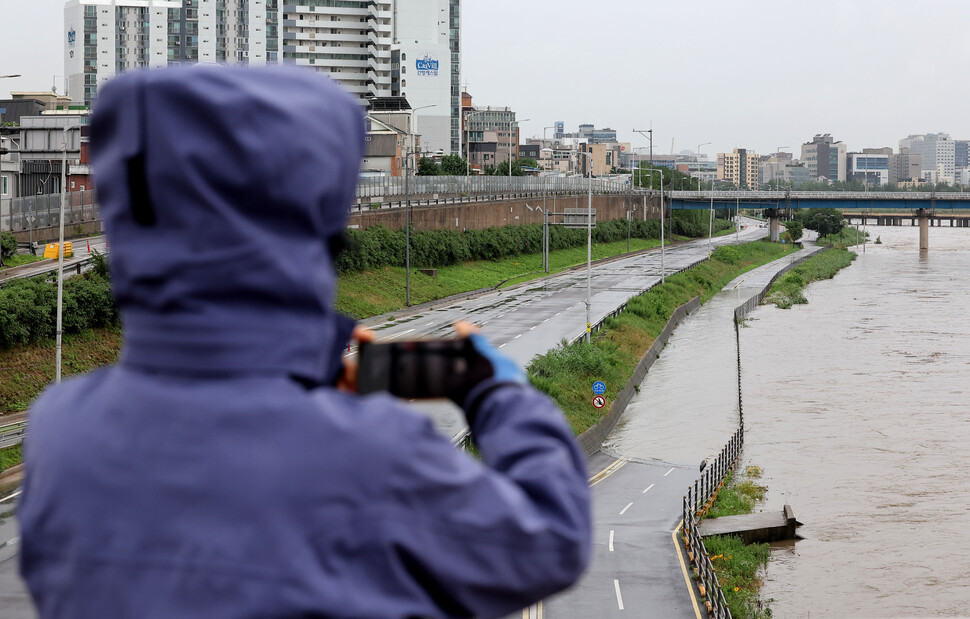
[{"x1": 18, "y1": 65, "x2": 591, "y2": 618}]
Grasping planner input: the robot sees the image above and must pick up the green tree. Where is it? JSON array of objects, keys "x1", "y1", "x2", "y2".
[
  {"x1": 783, "y1": 220, "x2": 804, "y2": 243},
  {"x1": 518, "y1": 157, "x2": 539, "y2": 170},
  {"x1": 417, "y1": 157, "x2": 439, "y2": 176},
  {"x1": 0, "y1": 231, "x2": 16, "y2": 262},
  {"x1": 439, "y1": 154, "x2": 468, "y2": 175},
  {"x1": 795, "y1": 208, "x2": 843, "y2": 237},
  {"x1": 495, "y1": 158, "x2": 524, "y2": 176}
]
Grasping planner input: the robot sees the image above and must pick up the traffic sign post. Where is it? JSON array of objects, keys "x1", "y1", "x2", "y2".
[{"x1": 592, "y1": 395, "x2": 606, "y2": 409}]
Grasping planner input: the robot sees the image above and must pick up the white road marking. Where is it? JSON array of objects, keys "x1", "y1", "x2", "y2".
[
  {"x1": 499, "y1": 343, "x2": 506, "y2": 348},
  {"x1": 514, "y1": 334, "x2": 522, "y2": 339},
  {"x1": 619, "y1": 502, "x2": 633, "y2": 515},
  {"x1": 543, "y1": 318, "x2": 549, "y2": 323},
  {"x1": 642, "y1": 484, "x2": 655, "y2": 494},
  {"x1": 529, "y1": 326, "x2": 536, "y2": 330},
  {"x1": 426, "y1": 322, "x2": 434, "y2": 326},
  {"x1": 664, "y1": 467, "x2": 675, "y2": 477},
  {"x1": 0, "y1": 490, "x2": 21, "y2": 504},
  {"x1": 609, "y1": 530, "x2": 615, "y2": 551},
  {"x1": 614, "y1": 579, "x2": 625, "y2": 610},
  {"x1": 380, "y1": 328, "x2": 415, "y2": 342},
  {"x1": 3, "y1": 537, "x2": 18, "y2": 547}
]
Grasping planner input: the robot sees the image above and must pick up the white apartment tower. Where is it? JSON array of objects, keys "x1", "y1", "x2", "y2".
[
  {"x1": 899, "y1": 133, "x2": 955, "y2": 184},
  {"x1": 65, "y1": 1, "x2": 279, "y2": 106},
  {"x1": 65, "y1": 0, "x2": 460, "y2": 155},
  {"x1": 283, "y1": 0, "x2": 460, "y2": 154}
]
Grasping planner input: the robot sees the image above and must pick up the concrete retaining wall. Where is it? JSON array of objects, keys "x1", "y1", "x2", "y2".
[{"x1": 348, "y1": 194, "x2": 661, "y2": 232}]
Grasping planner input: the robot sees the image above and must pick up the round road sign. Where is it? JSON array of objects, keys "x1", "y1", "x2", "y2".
[
  {"x1": 592, "y1": 396, "x2": 606, "y2": 409},
  {"x1": 592, "y1": 381, "x2": 606, "y2": 395}
]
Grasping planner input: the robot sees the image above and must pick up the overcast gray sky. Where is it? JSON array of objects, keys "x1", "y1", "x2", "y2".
[{"x1": 4, "y1": 0, "x2": 969, "y2": 158}]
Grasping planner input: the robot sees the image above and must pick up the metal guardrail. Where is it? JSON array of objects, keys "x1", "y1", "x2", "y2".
[
  {"x1": 0, "y1": 255, "x2": 99, "y2": 286},
  {"x1": 568, "y1": 255, "x2": 710, "y2": 346},
  {"x1": 0, "y1": 421, "x2": 27, "y2": 449},
  {"x1": 682, "y1": 428, "x2": 743, "y2": 619},
  {"x1": 355, "y1": 175, "x2": 631, "y2": 204}
]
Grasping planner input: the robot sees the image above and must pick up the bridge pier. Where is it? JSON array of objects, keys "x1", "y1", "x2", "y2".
[
  {"x1": 918, "y1": 209, "x2": 929, "y2": 250},
  {"x1": 765, "y1": 208, "x2": 781, "y2": 242}
]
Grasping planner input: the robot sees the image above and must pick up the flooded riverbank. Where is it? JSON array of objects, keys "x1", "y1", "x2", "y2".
[{"x1": 740, "y1": 226, "x2": 970, "y2": 617}]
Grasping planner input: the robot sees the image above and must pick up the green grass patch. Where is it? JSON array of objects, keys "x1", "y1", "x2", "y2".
[
  {"x1": 337, "y1": 236, "x2": 682, "y2": 319},
  {"x1": 704, "y1": 534, "x2": 772, "y2": 619},
  {"x1": 703, "y1": 465, "x2": 771, "y2": 619},
  {"x1": 765, "y1": 248, "x2": 856, "y2": 309},
  {"x1": 1, "y1": 255, "x2": 45, "y2": 269},
  {"x1": 819, "y1": 227, "x2": 868, "y2": 248},
  {"x1": 527, "y1": 241, "x2": 797, "y2": 434},
  {"x1": 0, "y1": 444, "x2": 22, "y2": 473},
  {"x1": 706, "y1": 465, "x2": 767, "y2": 519}
]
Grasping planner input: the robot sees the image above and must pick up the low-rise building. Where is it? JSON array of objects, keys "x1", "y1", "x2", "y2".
[{"x1": 718, "y1": 148, "x2": 759, "y2": 189}]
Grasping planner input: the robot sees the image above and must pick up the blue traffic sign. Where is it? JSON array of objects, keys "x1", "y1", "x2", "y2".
[{"x1": 592, "y1": 381, "x2": 606, "y2": 395}]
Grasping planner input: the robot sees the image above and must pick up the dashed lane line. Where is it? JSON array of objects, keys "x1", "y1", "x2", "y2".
[
  {"x1": 613, "y1": 579, "x2": 625, "y2": 611},
  {"x1": 642, "y1": 483, "x2": 655, "y2": 494},
  {"x1": 619, "y1": 502, "x2": 633, "y2": 516},
  {"x1": 664, "y1": 467, "x2": 675, "y2": 477}
]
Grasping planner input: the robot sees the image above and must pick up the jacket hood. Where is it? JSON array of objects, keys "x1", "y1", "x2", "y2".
[{"x1": 91, "y1": 64, "x2": 364, "y2": 381}]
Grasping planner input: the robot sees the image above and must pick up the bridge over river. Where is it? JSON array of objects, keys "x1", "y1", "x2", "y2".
[{"x1": 667, "y1": 190, "x2": 970, "y2": 249}]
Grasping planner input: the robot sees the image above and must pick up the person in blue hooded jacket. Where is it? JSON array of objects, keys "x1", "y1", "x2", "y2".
[{"x1": 17, "y1": 65, "x2": 591, "y2": 618}]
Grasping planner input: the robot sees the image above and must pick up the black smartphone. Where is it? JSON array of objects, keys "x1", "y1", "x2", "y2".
[{"x1": 357, "y1": 338, "x2": 475, "y2": 399}]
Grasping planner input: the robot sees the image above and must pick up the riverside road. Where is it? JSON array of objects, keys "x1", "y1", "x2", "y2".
[{"x1": 0, "y1": 222, "x2": 783, "y2": 616}]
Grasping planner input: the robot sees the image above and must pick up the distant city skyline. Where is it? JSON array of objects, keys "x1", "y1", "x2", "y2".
[{"x1": 4, "y1": 1, "x2": 970, "y2": 159}]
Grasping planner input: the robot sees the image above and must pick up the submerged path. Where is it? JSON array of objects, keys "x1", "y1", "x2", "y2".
[{"x1": 539, "y1": 243, "x2": 824, "y2": 619}]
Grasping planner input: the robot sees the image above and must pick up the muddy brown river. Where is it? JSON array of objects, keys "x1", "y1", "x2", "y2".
[
  {"x1": 739, "y1": 225, "x2": 970, "y2": 617},
  {"x1": 605, "y1": 224, "x2": 970, "y2": 617}
]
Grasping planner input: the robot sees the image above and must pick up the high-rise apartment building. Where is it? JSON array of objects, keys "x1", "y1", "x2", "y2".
[
  {"x1": 65, "y1": 0, "x2": 279, "y2": 106},
  {"x1": 800, "y1": 134, "x2": 846, "y2": 182},
  {"x1": 65, "y1": 0, "x2": 460, "y2": 154},
  {"x1": 717, "y1": 148, "x2": 759, "y2": 189}
]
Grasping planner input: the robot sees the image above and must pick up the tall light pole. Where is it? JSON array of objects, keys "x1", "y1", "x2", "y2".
[
  {"x1": 542, "y1": 126, "x2": 555, "y2": 171},
  {"x1": 404, "y1": 104, "x2": 436, "y2": 307},
  {"x1": 508, "y1": 117, "x2": 530, "y2": 188},
  {"x1": 577, "y1": 150, "x2": 594, "y2": 343},
  {"x1": 646, "y1": 167, "x2": 666, "y2": 283},
  {"x1": 464, "y1": 110, "x2": 487, "y2": 178},
  {"x1": 55, "y1": 125, "x2": 78, "y2": 382}
]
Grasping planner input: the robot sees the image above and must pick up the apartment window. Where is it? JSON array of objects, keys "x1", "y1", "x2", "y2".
[{"x1": 1, "y1": 177, "x2": 6, "y2": 196}]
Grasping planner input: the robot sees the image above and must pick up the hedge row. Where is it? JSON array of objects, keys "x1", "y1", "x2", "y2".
[
  {"x1": 336, "y1": 214, "x2": 734, "y2": 273},
  {"x1": 0, "y1": 270, "x2": 118, "y2": 349}
]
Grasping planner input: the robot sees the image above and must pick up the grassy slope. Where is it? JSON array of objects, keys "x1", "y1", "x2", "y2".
[
  {"x1": 527, "y1": 241, "x2": 797, "y2": 435},
  {"x1": 0, "y1": 326, "x2": 122, "y2": 415}
]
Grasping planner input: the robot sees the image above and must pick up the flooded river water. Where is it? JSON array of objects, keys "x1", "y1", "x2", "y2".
[
  {"x1": 607, "y1": 224, "x2": 970, "y2": 617},
  {"x1": 740, "y1": 225, "x2": 970, "y2": 617}
]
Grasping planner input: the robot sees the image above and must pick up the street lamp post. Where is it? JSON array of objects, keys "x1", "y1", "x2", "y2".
[
  {"x1": 508, "y1": 117, "x2": 530, "y2": 189},
  {"x1": 464, "y1": 110, "x2": 487, "y2": 179},
  {"x1": 579, "y1": 151, "x2": 593, "y2": 342},
  {"x1": 404, "y1": 104, "x2": 436, "y2": 307},
  {"x1": 646, "y1": 168, "x2": 666, "y2": 282},
  {"x1": 55, "y1": 125, "x2": 78, "y2": 383}
]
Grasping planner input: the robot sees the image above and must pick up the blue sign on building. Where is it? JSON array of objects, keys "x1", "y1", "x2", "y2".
[
  {"x1": 592, "y1": 381, "x2": 606, "y2": 395},
  {"x1": 415, "y1": 54, "x2": 439, "y2": 77}
]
